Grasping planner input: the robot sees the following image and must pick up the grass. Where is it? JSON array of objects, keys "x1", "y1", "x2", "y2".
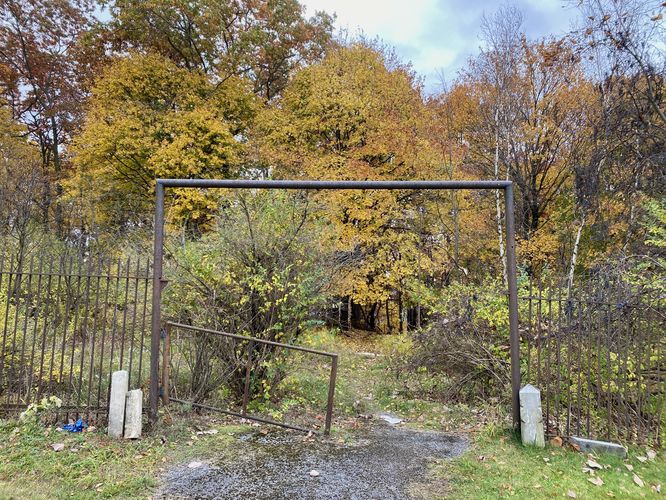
[
  {"x1": 0, "y1": 417, "x2": 252, "y2": 499},
  {"x1": 437, "y1": 430, "x2": 665, "y2": 499}
]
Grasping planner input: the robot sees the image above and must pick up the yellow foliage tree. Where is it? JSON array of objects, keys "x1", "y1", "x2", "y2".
[{"x1": 69, "y1": 52, "x2": 259, "y2": 235}]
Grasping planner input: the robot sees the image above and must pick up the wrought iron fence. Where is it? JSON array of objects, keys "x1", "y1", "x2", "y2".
[
  {"x1": 521, "y1": 277, "x2": 664, "y2": 447},
  {"x1": 0, "y1": 249, "x2": 152, "y2": 423}
]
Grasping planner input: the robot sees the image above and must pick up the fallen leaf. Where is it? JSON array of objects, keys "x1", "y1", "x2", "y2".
[
  {"x1": 51, "y1": 443, "x2": 65, "y2": 452},
  {"x1": 624, "y1": 464, "x2": 634, "y2": 471},
  {"x1": 567, "y1": 490, "x2": 577, "y2": 498},
  {"x1": 586, "y1": 459, "x2": 603, "y2": 470},
  {"x1": 588, "y1": 476, "x2": 604, "y2": 486},
  {"x1": 633, "y1": 474, "x2": 645, "y2": 488},
  {"x1": 550, "y1": 436, "x2": 563, "y2": 447}
]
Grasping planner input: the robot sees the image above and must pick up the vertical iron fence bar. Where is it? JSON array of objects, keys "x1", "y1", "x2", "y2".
[
  {"x1": 25, "y1": 252, "x2": 46, "y2": 405},
  {"x1": 527, "y1": 278, "x2": 532, "y2": 381},
  {"x1": 654, "y1": 299, "x2": 662, "y2": 447},
  {"x1": 325, "y1": 355, "x2": 338, "y2": 435},
  {"x1": 636, "y1": 292, "x2": 645, "y2": 444},
  {"x1": 35, "y1": 255, "x2": 55, "y2": 401},
  {"x1": 137, "y1": 259, "x2": 151, "y2": 386},
  {"x1": 545, "y1": 286, "x2": 552, "y2": 436},
  {"x1": 594, "y1": 281, "x2": 603, "y2": 441},
  {"x1": 95, "y1": 259, "x2": 113, "y2": 421},
  {"x1": 46, "y1": 255, "x2": 66, "y2": 401},
  {"x1": 536, "y1": 281, "x2": 542, "y2": 390},
  {"x1": 118, "y1": 257, "x2": 132, "y2": 371},
  {"x1": 107, "y1": 258, "x2": 123, "y2": 383},
  {"x1": 554, "y1": 286, "x2": 562, "y2": 435},
  {"x1": 645, "y1": 291, "x2": 654, "y2": 445},
  {"x1": 13, "y1": 255, "x2": 34, "y2": 407},
  {"x1": 0, "y1": 253, "x2": 11, "y2": 398},
  {"x1": 565, "y1": 288, "x2": 573, "y2": 437},
  {"x1": 56, "y1": 256, "x2": 75, "y2": 420},
  {"x1": 64, "y1": 256, "x2": 86, "y2": 422},
  {"x1": 85, "y1": 256, "x2": 104, "y2": 422},
  {"x1": 127, "y1": 257, "x2": 141, "y2": 389},
  {"x1": 575, "y1": 285, "x2": 583, "y2": 437},
  {"x1": 605, "y1": 297, "x2": 612, "y2": 442},
  {"x1": 75, "y1": 256, "x2": 99, "y2": 417}
]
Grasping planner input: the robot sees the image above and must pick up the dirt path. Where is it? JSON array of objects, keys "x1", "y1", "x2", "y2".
[{"x1": 158, "y1": 421, "x2": 467, "y2": 499}]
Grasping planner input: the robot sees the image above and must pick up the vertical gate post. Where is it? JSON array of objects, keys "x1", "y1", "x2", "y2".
[
  {"x1": 150, "y1": 181, "x2": 165, "y2": 423},
  {"x1": 505, "y1": 183, "x2": 521, "y2": 430}
]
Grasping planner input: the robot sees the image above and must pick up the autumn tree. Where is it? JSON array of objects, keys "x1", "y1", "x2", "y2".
[
  {"x1": 258, "y1": 43, "x2": 450, "y2": 330},
  {"x1": 0, "y1": 0, "x2": 95, "y2": 233},
  {"x1": 570, "y1": 0, "x2": 665, "y2": 267},
  {"x1": 0, "y1": 104, "x2": 43, "y2": 268},
  {"x1": 443, "y1": 22, "x2": 596, "y2": 273},
  {"x1": 70, "y1": 52, "x2": 259, "y2": 236},
  {"x1": 99, "y1": 0, "x2": 334, "y2": 100}
]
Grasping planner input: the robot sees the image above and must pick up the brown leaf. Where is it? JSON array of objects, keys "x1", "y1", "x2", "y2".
[
  {"x1": 633, "y1": 474, "x2": 645, "y2": 488},
  {"x1": 550, "y1": 436, "x2": 563, "y2": 447}
]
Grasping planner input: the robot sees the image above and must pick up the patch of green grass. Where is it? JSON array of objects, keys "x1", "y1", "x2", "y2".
[
  {"x1": 438, "y1": 430, "x2": 665, "y2": 499},
  {"x1": 0, "y1": 417, "x2": 253, "y2": 499}
]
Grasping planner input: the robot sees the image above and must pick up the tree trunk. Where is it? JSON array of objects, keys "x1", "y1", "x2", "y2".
[{"x1": 567, "y1": 215, "x2": 585, "y2": 298}]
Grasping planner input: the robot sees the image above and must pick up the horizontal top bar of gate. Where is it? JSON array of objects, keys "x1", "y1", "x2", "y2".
[
  {"x1": 157, "y1": 179, "x2": 512, "y2": 190},
  {"x1": 165, "y1": 321, "x2": 338, "y2": 358}
]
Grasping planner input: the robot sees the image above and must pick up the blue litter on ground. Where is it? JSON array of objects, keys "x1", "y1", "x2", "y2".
[{"x1": 62, "y1": 418, "x2": 88, "y2": 432}]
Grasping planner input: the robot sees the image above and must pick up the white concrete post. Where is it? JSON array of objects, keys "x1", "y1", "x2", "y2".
[
  {"x1": 520, "y1": 384, "x2": 545, "y2": 448},
  {"x1": 108, "y1": 370, "x2": 128, "y2": 438},
  {"x1": 124, "y1": 389, "x2": 143, "y2": 439}
]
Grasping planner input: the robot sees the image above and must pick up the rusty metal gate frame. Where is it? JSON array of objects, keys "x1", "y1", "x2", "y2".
[
  {"x1": 162, "y1": 322, "x2": 338, "y2": 434},
  {"x1": 150, "y1": 179, "x2": 521, "y2": 432}
]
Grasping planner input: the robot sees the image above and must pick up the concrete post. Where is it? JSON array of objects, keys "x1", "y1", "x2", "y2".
[
  {"x1": 124, "y1": 389, "x2": 143, "y2": 439},
  {"x1": 520, "y1": 384, "x2": 545, "y2": 448},
  {"x1": 108, "y1": 370, "x2": 128, "y2": 438}
]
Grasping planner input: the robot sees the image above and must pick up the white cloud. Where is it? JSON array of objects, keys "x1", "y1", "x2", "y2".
[
  {"x1": 303, "y1": 0, "x2": 438, "y2": 45},
  {"x1": 301, "y1": 0, "x2": 578, "y2": 93}
]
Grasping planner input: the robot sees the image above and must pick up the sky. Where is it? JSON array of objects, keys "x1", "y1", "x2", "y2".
[{"x1": 300, "y1": 0, "x2": 580, "y2": 93}]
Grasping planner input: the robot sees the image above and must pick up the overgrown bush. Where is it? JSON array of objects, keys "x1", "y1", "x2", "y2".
[
  {"x1": 164, "y1": 191, "x2": 336, "y2": 404},
  {"x1": 406, "y1": 281, "x2": 511, "y2": 403}
]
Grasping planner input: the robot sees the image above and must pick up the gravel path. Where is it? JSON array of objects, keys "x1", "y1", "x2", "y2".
[{"x1": 159, "y1": 422, "x2": 468, "y2": 499}]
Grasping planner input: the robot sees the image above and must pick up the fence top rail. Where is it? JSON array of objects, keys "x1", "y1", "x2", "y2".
[
  {"x1": 165, "y1": 321, "x2": 338, "y2": 358},
  {"x1": 156, "y1": 179, "x2": 512, "y2": 190}
]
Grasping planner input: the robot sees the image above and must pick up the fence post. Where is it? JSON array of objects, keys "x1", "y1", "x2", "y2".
[
  {"x1": 325, "y1": 354, "x2": 338, "y2": 435},
  {"x1": 150, "y1": 182, "x2": 165, "y2": 423},
  {"x1": 242, "y1": 340, "x2": 254, "y2": 416},
  {"x1": 505, "y1": 183, "x2": 521, "y2": 431}
]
